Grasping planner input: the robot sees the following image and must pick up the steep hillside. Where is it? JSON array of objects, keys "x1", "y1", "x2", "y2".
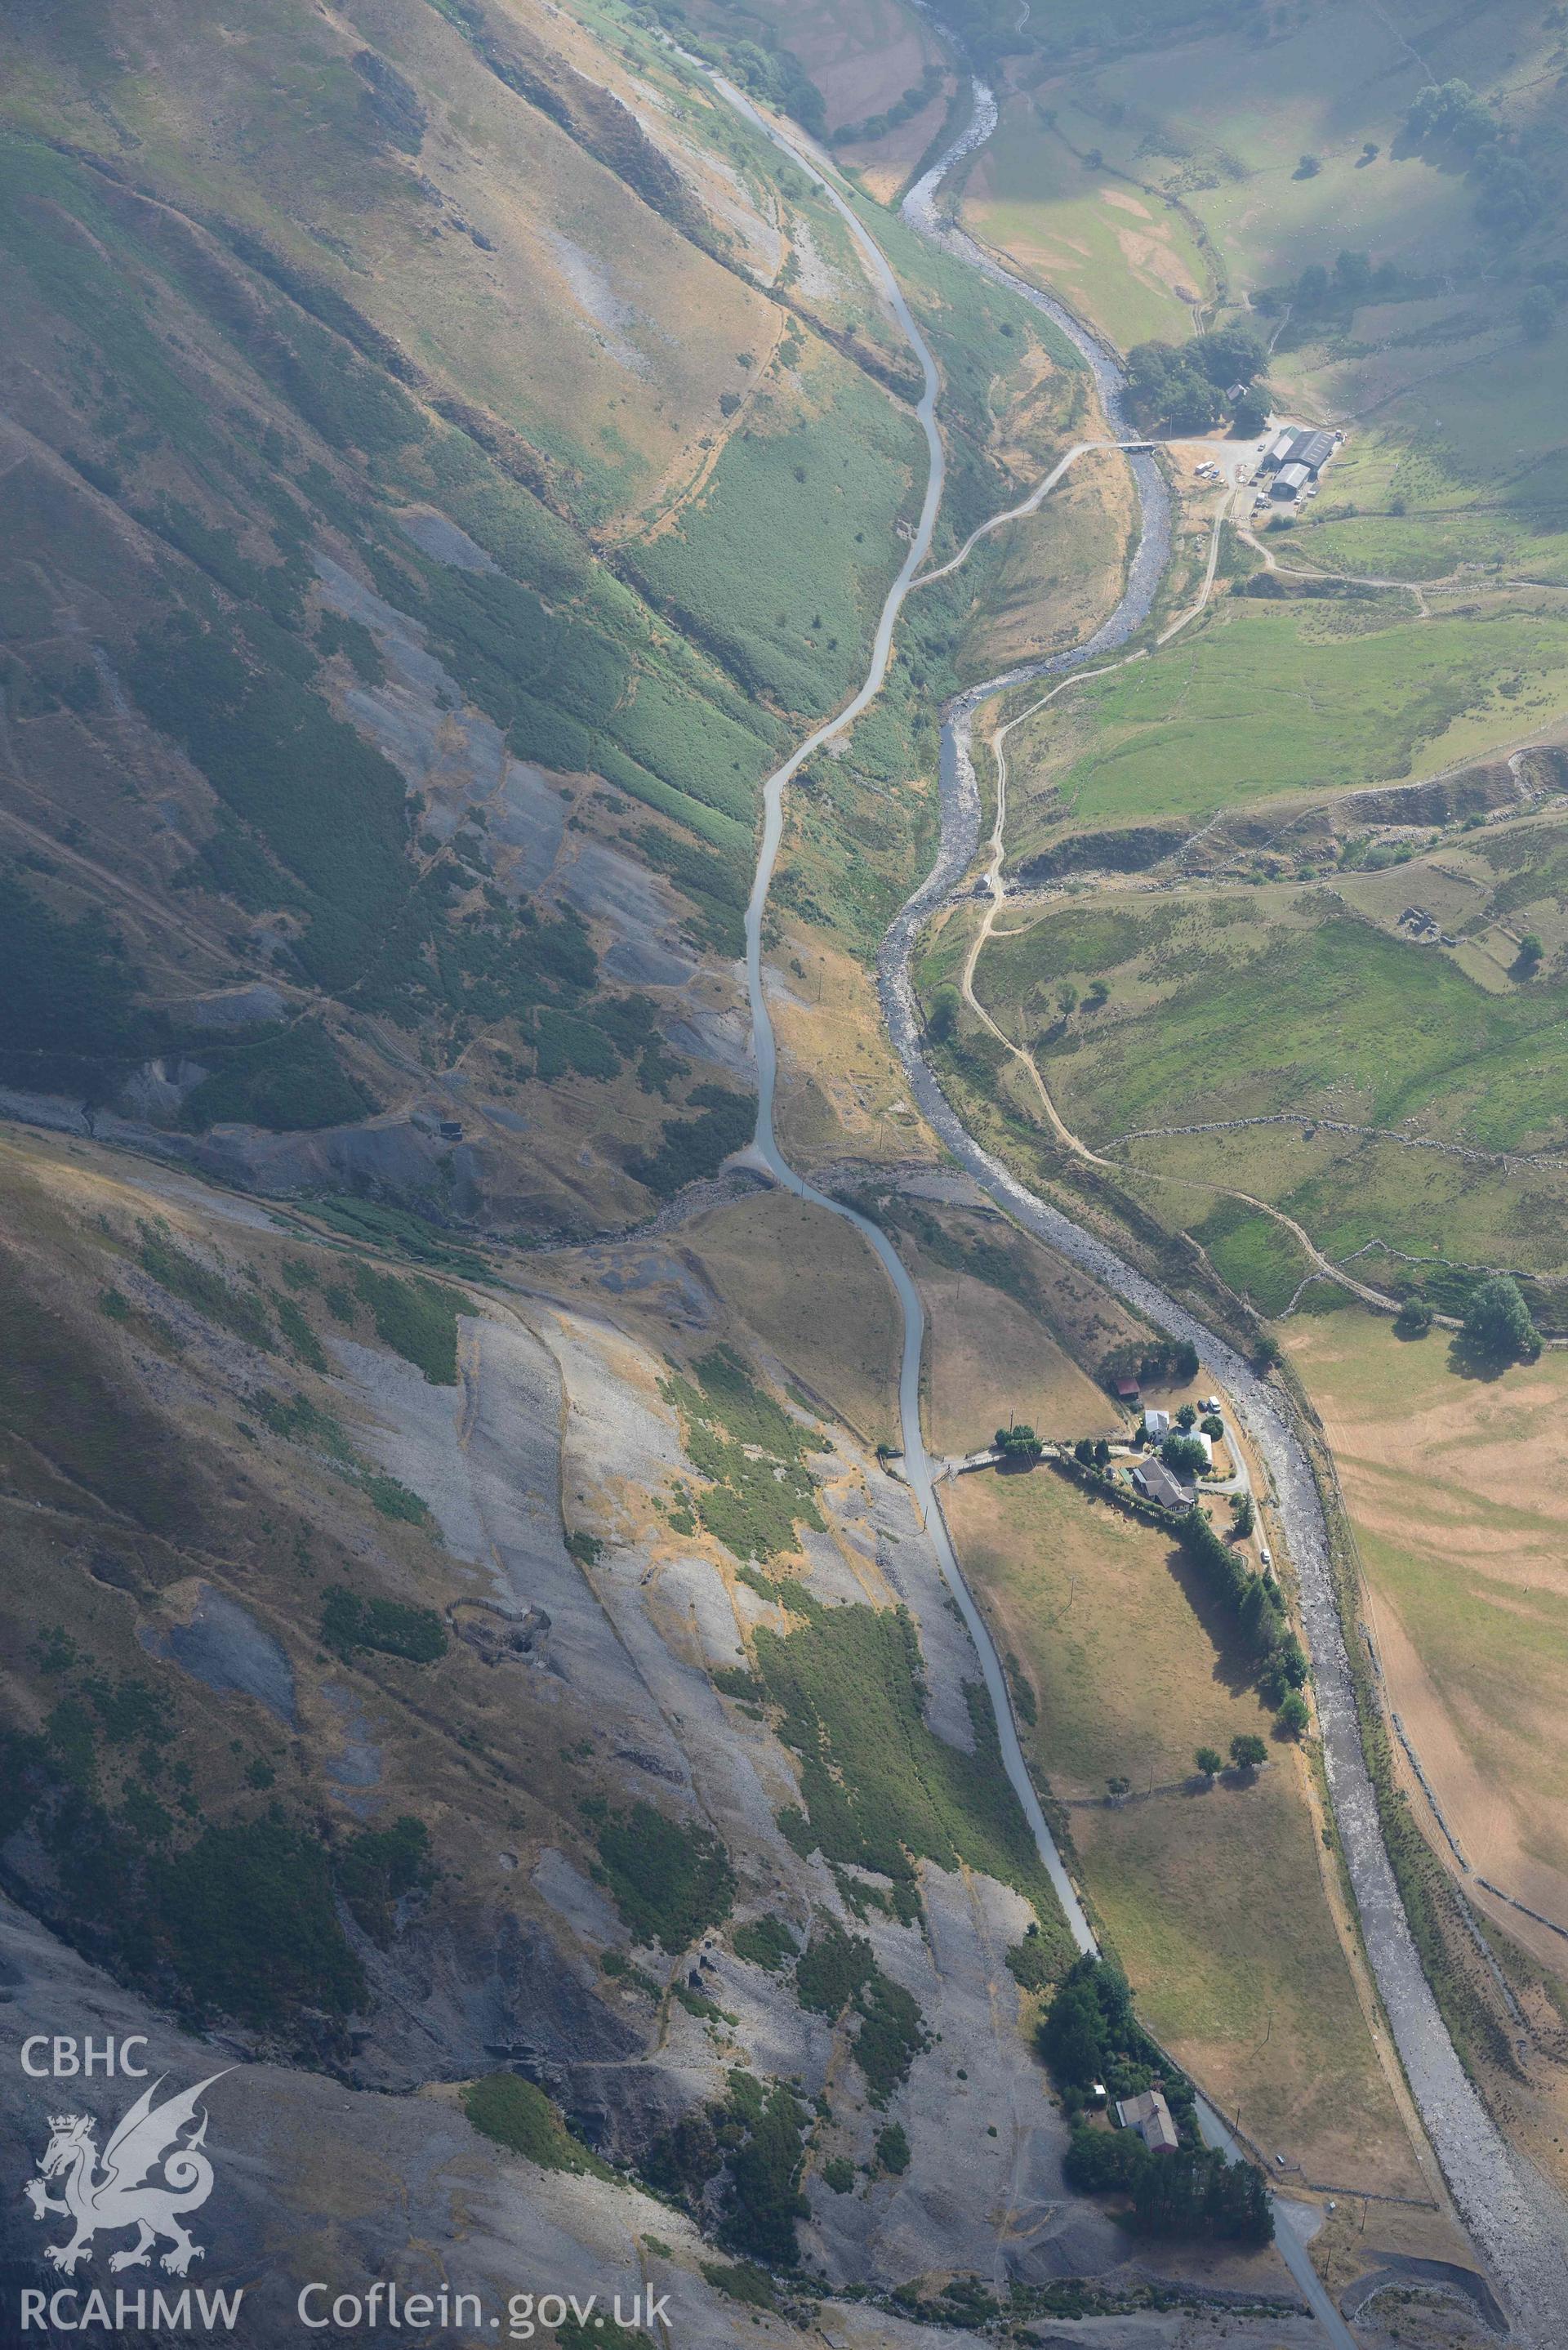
[
  {"x1": 0, "y1": 1125, "x2": 1345, "y2": 2334},
  {"x1": 0, "y1": 0, "x2": 1096, "y2": 1245}
]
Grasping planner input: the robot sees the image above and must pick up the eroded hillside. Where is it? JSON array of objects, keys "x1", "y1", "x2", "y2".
[{"x1": 0, "y1": 1122, "x2": 1384, "y2": 2339}]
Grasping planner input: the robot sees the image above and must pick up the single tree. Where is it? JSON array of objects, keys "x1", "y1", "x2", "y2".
[
  {"x1": 1200, "y1": 1414, "x2": 1225, "y2": 1440},
  {"x1": 1230, "y1": 1733, "x2": 1267, "y2": 1774},
  {"x1": 1093, "y1": 1438, "x2": 1111, "y2": 1467},
  {"x1": 1252, "y1": 1331, "x2": 1281, "y2": 1370},
  {"x1": 1276, "y1": 1692, "x2": 1310, "y2": 1738},
  {"x1": 1176, "y1": 1402, "x2": 1199, "y2": 1430},
  {"x1": 1461, "y1": 1273, "x2": 1541, "y2": 1365},
  {"x1": 1393, "y1": 1296, "x2": 1432, "y2": 1338},
  {"x1": 1074, "y1": 1437, "x2": 1096, "y2": 1467},
  {"x1": 1516, "y1": 930, "x2": 1544, "y2": 974},
  {"x1": 1174, "y1": 1340, "x2": 1200, "y2": 1380},
  {"x1": 1195, "y1": 1746, "x2": 1224, "y2": 1781},
  {"x1": 928, "y1": 983, "x2": 961, "y2": 1041},
  {"x1": 1294, "y1": 153, "x2": 1322, "y2": 178},
  {"x1": 1106, "y1": 1775, "x2": 1132, "y2": 1804}
]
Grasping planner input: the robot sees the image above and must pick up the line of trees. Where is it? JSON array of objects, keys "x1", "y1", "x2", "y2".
[{"x1": 1177, "y1": 1507, "x2": 1307, "y2": 1713}]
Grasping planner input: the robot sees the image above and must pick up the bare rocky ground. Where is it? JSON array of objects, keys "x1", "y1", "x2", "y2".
[
  {"x1": 0, "y1": 1136, "x2": 1464, "y2": 2342},
  {"x1": 315, "y1": 1251, "x2": 1354, "y2": 2332}
]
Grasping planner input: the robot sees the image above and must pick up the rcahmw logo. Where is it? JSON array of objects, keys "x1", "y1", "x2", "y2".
[{"x1": 18, "y1": 2035, "x2": 243, "y2": 2332}]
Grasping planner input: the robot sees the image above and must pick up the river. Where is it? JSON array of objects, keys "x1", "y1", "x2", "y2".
[{"x1": 710, "y1": 47, "x2": 1566, "y2": 2348}]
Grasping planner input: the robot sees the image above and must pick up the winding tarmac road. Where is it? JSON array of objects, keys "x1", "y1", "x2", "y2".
[{"x1": 711, "y1": 50, "x2": 1568, "y2": 2348}]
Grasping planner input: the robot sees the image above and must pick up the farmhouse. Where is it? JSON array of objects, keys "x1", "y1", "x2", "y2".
[
  {"x1": 1116, "y1": 2089, "x2": 1180, "y2": 2155},
  {"x1": 1132, "y1": 1457, "x2": 1195, "y2": 1509}
]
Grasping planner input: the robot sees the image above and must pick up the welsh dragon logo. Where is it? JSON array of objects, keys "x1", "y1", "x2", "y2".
[{"x1": 24, "y1": 2073, "x2": 229, "y2": 2277}]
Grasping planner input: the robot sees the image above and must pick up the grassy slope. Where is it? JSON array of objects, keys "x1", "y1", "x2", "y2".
[
  {"x1": 1004, "y1": 595, "x2": 1568, "y2": 835},
  {"x1": 0, "y1": 1126, "x2": 617, "y2": 2043},
  {"x1": 972, "y1": 873, "x2": 1568, "y2": 1276},
  {"x1": 982, "y1": 898, "x2": 1568, "y2": 1155}
]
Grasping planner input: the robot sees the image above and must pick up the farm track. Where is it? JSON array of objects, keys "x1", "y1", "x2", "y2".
[{"x1": 705, "y1": 47, "x2": 1568, "y2": 2345}]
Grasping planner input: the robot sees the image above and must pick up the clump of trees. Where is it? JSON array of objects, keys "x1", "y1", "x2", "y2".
[
  {"x1": 1161, "y1": 1433, "x2": 1209, "y2": 1476},
  {"x1": 1125, "y1": 326, "x2": 1270, "y2": 435},
  {"x1": 1043, "y1": 1959, "x2": 1272, "y2": 2245},
  {"x1": 1040, "y1": 1955, "x2": 1174, "y2": 2107},
  {"x1": 996, "y1": 1421, "x2": 1044, "y2": 1461},
  {"x1": 1460, "y1": 1274, "x2": 1542, "y2": 1366},
  {"x1": 1405, "y1": 79, "x2": 1495, "y2": 150},
  {"x1": 1106, "y1": 1335, "x2": 1200, "y2": 1391},
  {"x1": 927, "y1": 983, "x2": 961, "y2": 1041},
  {"x1": 1402, "y1": 80, "x2": 1554, "y2": 240}
]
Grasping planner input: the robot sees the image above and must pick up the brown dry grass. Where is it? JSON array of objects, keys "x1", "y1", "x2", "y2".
[
  {"x1": 958, "y1": 448, "x2": 1135, "y2": 683},
  {"x1": 769, "y1": 921, "x2": 942, "y2": 1171},
  {"x1": 681, "y1": 1190, "x2": 902, "y2": 1448},
  {"x1": 1289, "y1": 1314, "x2": 1568, "y2": 1936},
  {"x1": 946, "y1": 1463, "x2": 1430, "y2": 2196},
  {"x1": 915, "y1": 1262, "x2": 1114, "y2": 1456}
]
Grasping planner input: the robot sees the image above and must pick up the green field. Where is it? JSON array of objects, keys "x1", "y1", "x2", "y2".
[
  {"x1": 965, "y1": 103, "x2": 1209, "y2": 351},
  {"x1": 1289, "y1": 396, "x2": 1568, "y2": 587},
  {"x1": 1004, "y1": 597, "x2": 1568, "y2": 840},
  {"x1": 982, "y1": 901, "x2": 1568, "y2": 1156}
]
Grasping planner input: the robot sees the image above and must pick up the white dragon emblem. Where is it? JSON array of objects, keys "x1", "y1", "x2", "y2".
[{"x1": 23, "y1": 2072, "x2": 229, "y2": 2277}]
